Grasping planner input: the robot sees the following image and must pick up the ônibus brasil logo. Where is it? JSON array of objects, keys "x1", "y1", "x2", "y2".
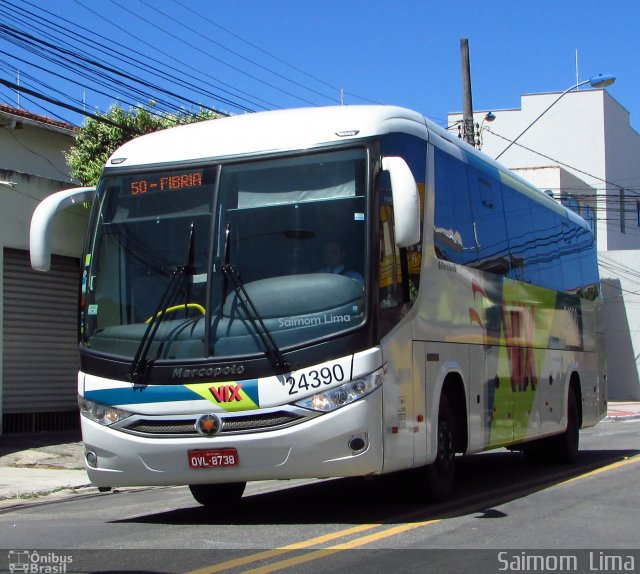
[{"x1": 8, "y1": 550, "x2": 73, "y2": 573}]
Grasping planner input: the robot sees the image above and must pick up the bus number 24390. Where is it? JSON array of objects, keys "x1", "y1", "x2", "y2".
[{"x1": 286, "y1": 364, "x2": 345, "y2": 395}]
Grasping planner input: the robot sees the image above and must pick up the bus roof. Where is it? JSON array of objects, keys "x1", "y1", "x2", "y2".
[
  {"x1": 104, "y1": 104, "x2": 586, "y2": 230},
  {"x1": 106, "y1": 106, "x2": 428, "y2": 169}
]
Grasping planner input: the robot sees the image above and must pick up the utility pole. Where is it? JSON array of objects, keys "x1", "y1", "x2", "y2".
[{"x1": 460, "y1": 38, "x2": 475, "y2": 146}]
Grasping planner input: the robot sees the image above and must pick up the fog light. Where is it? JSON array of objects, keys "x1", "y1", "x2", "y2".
[
  {"x1": 348, "y1": 434, "x2": 368, "y2": 453},
  {"x1": 85, "y1": 450, "x2": 98, "y2": 468}
]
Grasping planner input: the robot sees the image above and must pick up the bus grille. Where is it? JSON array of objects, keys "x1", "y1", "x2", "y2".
[{"x1": 121, "y1": 410, "x2": 306, "y2": 437}]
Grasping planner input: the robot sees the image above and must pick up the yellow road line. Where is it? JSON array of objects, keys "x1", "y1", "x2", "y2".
[
  {"x1": 186, "y1": 453, "x2": 640, "y2": 574},
  {"x1": 329, "y1": 518, "x2": 441, "y2": 549},
  {"x1": 558, "y1": 453, "x2": 640, "y2": 486},
  {"x1": 185, "y1": 523, "x2": 379, "y2": 574},
  {"x1": 238, "y1": 519, "x2": 442, "y2": 574}
]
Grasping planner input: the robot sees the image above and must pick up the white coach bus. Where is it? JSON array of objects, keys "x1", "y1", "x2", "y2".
[{"x1": 31, "y1": 106, "x2": 606, "y2": 505}]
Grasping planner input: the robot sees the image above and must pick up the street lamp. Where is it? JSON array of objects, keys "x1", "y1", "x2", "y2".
[
  {"x1": 494, "y1": 74, "x2": 616, "y2": 161},
  {"x1": 475, "y1": 111, "x2": 496, "y2": 149}
]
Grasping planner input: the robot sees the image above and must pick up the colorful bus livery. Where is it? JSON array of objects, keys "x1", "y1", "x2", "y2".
[{"x1": 30, "y1": 106, "x2": 606, "y2": 506}]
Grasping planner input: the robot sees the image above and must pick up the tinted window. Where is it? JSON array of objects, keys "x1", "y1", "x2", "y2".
[
  {"x1": 560, "y1": 220, "x2": 583, "y2": 294},
  {"x1": 467, "y1": 163, "x2": 510, "y2": 275},
  {"x1": 528, "y1": 203, "x2": 564, "y2": 291},
  {"x1": 502, "y1": 183, "x2": 540, "y2": 286},
  {"x1": 433, "y1": 149, "x2": 478, "y2": 265},
  {"x1": 577, "y1": 225, "x2": 599, "y2": 299},
  {"x1": 430, "y1": 148, "x2": 599, "y2": 299}
]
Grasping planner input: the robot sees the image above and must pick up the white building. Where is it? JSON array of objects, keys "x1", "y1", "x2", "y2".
[
  {"x1": 449, "y1": 88, "x2": 640, "y2": 399},
  {"x1": 0, "y1": 105, "x2": 88, "y2": 433}
]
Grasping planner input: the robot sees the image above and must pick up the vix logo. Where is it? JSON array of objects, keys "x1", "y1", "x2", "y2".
[{"x1": 209, "y1": 383, "x2": 243, "y2": 403}]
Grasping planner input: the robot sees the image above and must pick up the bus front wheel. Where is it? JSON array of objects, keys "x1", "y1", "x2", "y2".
[{"x1": 188, "y1": 482, "x2": 247, "y2": 507}]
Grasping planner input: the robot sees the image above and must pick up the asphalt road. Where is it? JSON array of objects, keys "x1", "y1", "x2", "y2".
[{"x1": 1, "y1": 419, "x2": 639, "y2": 574}]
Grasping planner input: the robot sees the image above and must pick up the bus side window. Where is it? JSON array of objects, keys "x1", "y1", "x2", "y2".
[
  {"x1": 467, "y1": 169, "x2": 510, "y2": 276},
  {"x1": 503, "y1": 184, "x2": 540, "y2": 286},
  {"x1": 560, "y1": 219, "x2": 586, "y2": 297},
  {"x1": 576, "y1": 225, "x2": 599, "y2": 299},
  {"x1": 433, "y1": 149, "x2": 478, "y2": 265}
]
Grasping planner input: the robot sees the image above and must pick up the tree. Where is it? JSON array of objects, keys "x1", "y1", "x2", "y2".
[{"x1": 65, "y1": 104, "x2": 221, "y2": 186}]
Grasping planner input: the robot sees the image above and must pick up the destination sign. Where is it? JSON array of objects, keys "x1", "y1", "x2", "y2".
[{"x1": 126, "y1": 171, "x2": 204, "y2": 196}]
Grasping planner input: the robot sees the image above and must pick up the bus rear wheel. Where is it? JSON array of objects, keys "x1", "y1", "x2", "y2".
[
  {"x1": 549, "y1": 388, "x2": 580, "y2": 464},
  {"x1": 188, "y1": 482, "x2": 247, "y2": 507},
  {"x1": 424, "y1": 394, "x2": 456, "y2": 501}
]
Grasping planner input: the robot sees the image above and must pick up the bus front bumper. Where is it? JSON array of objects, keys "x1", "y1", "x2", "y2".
[{"x1": 81, "y1": 389, "x2": 383, "y2": 488}]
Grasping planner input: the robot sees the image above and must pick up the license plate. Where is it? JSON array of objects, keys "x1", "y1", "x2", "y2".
[{"x1": 188, "y1": 448, "x2": 239, "y2": 469}]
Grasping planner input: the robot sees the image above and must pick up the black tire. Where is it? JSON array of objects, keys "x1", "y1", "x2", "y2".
[
  {"x1": 188, "y1": 482, "x2": 246, "y2": 507},
  {"x1": 549, "y1": 388, "x2": 580, "y2": 464},
  {"x1": 424, "y1": 394, "x2": 456, "y2": 501}
]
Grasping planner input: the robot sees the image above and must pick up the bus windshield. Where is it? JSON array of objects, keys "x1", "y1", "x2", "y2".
[{"x1": 81, "y1": 148, "x2": 368, "y2": 364}]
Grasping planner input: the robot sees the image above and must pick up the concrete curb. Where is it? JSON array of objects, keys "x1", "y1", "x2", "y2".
[
  {"x1": 0, "y1": 467, "x2": 92, "y2": 504},
  {"x1": 603, "y1": 413, "x2": 640, "y2": 422}
]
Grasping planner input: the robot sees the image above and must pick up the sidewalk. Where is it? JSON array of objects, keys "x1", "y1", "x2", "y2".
[
  {"x1": 0, "y1": 430, "x2": 90, "y2": 508},
  {"x1": 1, "y1": 402, "x2": 639, "y2": 508},
  {"x1": 603, "y1": 401, "x2": 640, "y2": 421}
]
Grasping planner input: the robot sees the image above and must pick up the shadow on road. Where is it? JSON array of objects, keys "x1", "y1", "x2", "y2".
[{"x1": 110, "y1": 448, "x2": 640, "y2": 526}]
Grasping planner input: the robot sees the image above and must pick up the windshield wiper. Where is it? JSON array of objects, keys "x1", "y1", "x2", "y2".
[
  {"x1": 222, "y1": 263, "x2": 290, "y2": 374},
  {"x1": 128, "y1": 223, "x2": 195, "y2": 385}
]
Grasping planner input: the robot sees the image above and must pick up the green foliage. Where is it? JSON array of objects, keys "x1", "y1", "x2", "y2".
[{"x1": 65, "y1": 104, "x2": 221, "y2": 186}]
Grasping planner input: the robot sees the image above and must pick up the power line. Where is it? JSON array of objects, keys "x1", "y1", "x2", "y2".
[
  {"x1": 135, "y1": 0, "x2": 338, "y2": 105},
  {"x1": 68, "y1": 0, "x2": 268, "y2": 111},
  {"x1": 0, "y1": 22, "x2": 223, "y2": 116},
  {"x1": 168, "y1": 0, "x2": 378, "y2": 106},
  {"x1": 485, "y1": 127, "x2": 640, "y2": 199},
  {"x1": 0, "y1": 7, "x2": 230, "y2": 114},
  {"x1": 0, "y1": 0, "x2": 380, "y2": 122},
  {"x1": 3, "y1": 0, "x2": 378, "y2": 118},
  {"x1": 171, "y1": 0, "x2": 341, "y2": 96},
  {"x1": 0, "y1": 78, "x2": 136, "y2": 133},
  {"x1": 2, "y1": 0, "x2": 263, "y2": 113},
  {"x1": 99, "y1": 0, "x2": 318, "y2": 107}
]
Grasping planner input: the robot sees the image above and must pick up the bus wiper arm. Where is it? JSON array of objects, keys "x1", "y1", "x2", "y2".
[
  {"x1": 222, "y1": 263, "x2": 290, "y2": 375},
  {"x1": 128, "y1": 264, "x2": 187, "y2": 385},
  {"x1": 128, "y1": 223, "x2": 195, "y2": 385}
]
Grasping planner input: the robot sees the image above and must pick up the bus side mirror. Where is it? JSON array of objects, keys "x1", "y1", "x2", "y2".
[
  {"x1": 30, "y1": 187, "x2": 96, "y2": 271},
  {"x1": 381, "y1": 156, "x2": 421, "y2": 247}
]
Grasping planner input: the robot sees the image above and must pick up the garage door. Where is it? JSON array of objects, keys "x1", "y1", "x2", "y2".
[{"x1": 2, "y1": 248, "x2": 80, "y2": 432}]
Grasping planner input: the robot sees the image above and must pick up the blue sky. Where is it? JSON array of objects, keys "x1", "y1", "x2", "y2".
[{"x1": 0, "y1": 0, "x2": 638, "y2": 131}]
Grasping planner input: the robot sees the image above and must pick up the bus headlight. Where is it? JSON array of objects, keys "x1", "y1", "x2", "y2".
[
  {"x1": 78, "y1": 396, "x2": 133, "y2": 426},
  {"x1": 295, "y1": 367, "x2": 384, "y2": 412}
]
